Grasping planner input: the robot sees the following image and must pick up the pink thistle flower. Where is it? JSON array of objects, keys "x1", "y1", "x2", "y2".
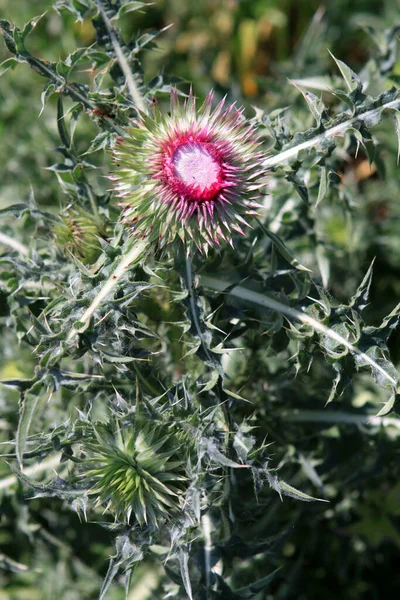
[{"x1": 110, "y1": 91, "x2": 265, "y2": 253}]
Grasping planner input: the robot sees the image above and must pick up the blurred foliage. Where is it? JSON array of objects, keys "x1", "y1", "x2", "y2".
[{"x1": 1, "y1": 1, "x2": 400, "y2": 599}]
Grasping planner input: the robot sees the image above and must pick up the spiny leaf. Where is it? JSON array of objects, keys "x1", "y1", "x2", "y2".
[
  {"x1": 113, "y1": 2, "x2": 147, "y2": 20},
  {"x1": 16, "y1": 382, "x2": 44, "y2": 468},
  {"x1": 0, "y1": 56, "x2": 20, "y2": 77},
  {"x1": 384, "y1": 107, "x2": 400, "y2": 163},
  {"x1": 178, "y1": 548, "x2": 193, "y2": 600},
  {"x1": 279, "y1": 480, "x2": 328, "y2": 503},
  {"x1": 349, "y1": 259, "x2": 375, "y2": 312},
  {"x1": 290, "y1": 80, "x2": 329, "y2": 125},
  {"x1": 316, "y1": 165, "x2": 329, "y2": 207},
  {"x1": 328, "y1": 51, "x2": 362, "y2": 93},
  {"x1": 235, "y1": 567, "x2": 282, "y2": 596},
  {"x1": 257, "y1": 219, "x2": 312, "y2": 272}
]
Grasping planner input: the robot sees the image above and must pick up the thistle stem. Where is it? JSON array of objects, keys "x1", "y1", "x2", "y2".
[
  {"x1": 87, "y1": 185, "x2": 99, "y2": 218},
  {"x1": 67, "y1": 240, "x2": 148, "y2": 341},
  {"x1": 201, "y1": 511, "x2": 213, "y2": 592},
  {"x1": 263, "y1": 97, "x2": 400, "y2": 169},
  {"x1": 23, "y1": 53, "x2": 125, "y2": 136},
  {"x1": 201, "y1": 275, "x2": 398, "y2": 389},
  {"x1": 284, "y1": 409, "x2": 400, "y2": 428},
  {"x1": 0, "y1": 453, "x2": 61, "y2": 490},
  {"x1": 0, "y1": 232, "x2": 29, "y2": 256},
  {"x1": 96, "y1": 1, "x2": 147, "y2": 114},
  {"x1": 185, "y1": 257, "x2": 214, "y2": 365}
]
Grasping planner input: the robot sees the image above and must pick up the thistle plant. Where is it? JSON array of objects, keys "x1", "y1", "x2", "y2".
[{"x1": 1, "y1": 1, "x2": 400, "y2": 600}]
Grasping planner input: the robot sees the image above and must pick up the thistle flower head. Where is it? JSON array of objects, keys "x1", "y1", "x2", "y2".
[
  {"x1": 110, "y1": 91, "x2": 265, "y2": 253},
  {"x1": 84, "y1": 420, "x2": 187, "y2": 527}
]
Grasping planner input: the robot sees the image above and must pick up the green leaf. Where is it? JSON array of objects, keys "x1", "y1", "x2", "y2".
[
  {"x1": 178, "y1": 549, "x2": 193, "y2": 600},
  {"x1": 332, "y1": 89, "x2": 355, "y2": 114},
  {"x1": 0, "y1": 56, "x2": 20, "y2": 77},
  {"x1": 235, "y1": 568, "x2": 282, "y2": 596},
  {"x1": 14, "y1": 14, "x2": 46, "y2": 53},
  {"x1": 16, "y1": 382, "x2": 44, "y2": 467},
  {"x1": 328, "y1": 51, "x2": 362, "y2": 92},
  {"x1": 375, "y1": 392, "x2": 397, "y2": 418},
  {"x1": 291, "y1": 80, "x2": 328, "y2": 125},
  {"x1": 200, "y1": 368, "x2": 219, "y2": 392},
  {"x1": 113, "y1": 2, "x2": 147, "y2": 19},
  {"x1": 316, "y1": 242, "x2": 330, "y2": 288},
  {"x1": 257, "y1": 220, "x2": 312, "y2": 272},
  {"x1": 316, "y1": 165, "x2": 329, "y2": 207},
  {"x1": 384, "y1": 107, "x2": 400, "y2": 163},
  {"x1": 40, "y1": 82, "x2": 57, "y2": 116},
  {"x1": 134, "y1": 30, "x2": 162, "y2": 53},
  {"x1": 64, "y1": 47, "x2": 87, "y2": 70},
  {"x1": 54, "y1": 0, "x2": 94, "y2": 22},
  {"x1": 349, "y1": 259, "x2": 375, "y2": 311},
  {"x1": 326, "y1": 362, "x2": 343, "y2": 405},
  {"x1": 85, "y1": 131, "x2": 116, "y2": 154},
  {"x1": 0, "y1": 377, "x2": 36, "y2": 391},
  {"x1": 0, "y1": 203, "x2": 30, "y2": 217},
  {"x1": 279, "y1": 480, "x2": 328, "y2": 502},
  {"x1": 99, "y1": 559, "x2": 120, "y2": 600},
  {"x1": 286, "y1": 171, "x2": 309, "y2": 203},
  {"x1": 347, "y1": 127, "x2": 375, "y2": 164},
  {"x1": 100, "y1": 351, "x2": 145, "y2": 364},
  {"x1": 354, "y1": 345, "x2": 398, "y2": 390}
]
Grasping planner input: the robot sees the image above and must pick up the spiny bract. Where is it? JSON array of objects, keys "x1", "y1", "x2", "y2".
[
  {"x1": 53, "y1": 209, "x2": 106, "y2": 264},
  {"x1": 84, "y1": 420, "x2": 187, "y2": 527},
  {"x1": 110, "y1": 90, "x2": 265, "y2": 253}
]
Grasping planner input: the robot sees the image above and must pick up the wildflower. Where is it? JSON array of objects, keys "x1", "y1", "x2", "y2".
[{"x1": 110, "y1": 91, "x2": 264, "y2": 253}]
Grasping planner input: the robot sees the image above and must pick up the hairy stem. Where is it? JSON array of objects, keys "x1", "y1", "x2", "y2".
[
  {"x1": 284, "y1": 409, "x2": 400, "y2": 428},
  {"x1": 0, "y1": 20, "x2": 125, "y2": 136},
  {"x1": 96, "y1": 1, "x2": 147, "y2": 114},
  {"x1": 201, "y1": 512, "x2": 213, "y2": 592},
  {"x1": 185, "y1": 258, "x2": 214, "y2": 364},
  {"x1": 0, "y1": 453, "x2": 61, "y2": 490},
  {"x1": 67, "y1": 240, "x2": 148, "y2": 341},
  {"x1": 27, "y1": 54, "x2": 125, "y2": 135},
  {"x1": 201, "y1": 275, "x2": 398, "y2": 388},
  {"x1": 263, "y1": 97, "x2": 400, "y2": 168},
  {"x1": 0, "y1": 232, "x2": 29, "y2": 256}
]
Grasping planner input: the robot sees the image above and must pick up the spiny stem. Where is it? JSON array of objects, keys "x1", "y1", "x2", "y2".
[
  {"x1": 0, "y1": 453, "x2": 61, "y2": 490},
  {"x1": 201, "y1": 511, "x2": 213, "y2": 592},
  {"x1": 97, "y1": 1, "x2": 147, "y2": 114},
  {"x1": 284, "y1": 409, "x2": 400, "y2": 428},
  {"x1": 67, "y1": 240, "x2": 148, "y2": 342},
  {"x1": 26, "y1": 54, "x2": 125, "y2": 136},
  {"x1": 185, "y1": 258, "x2": 214, "y2": 364},
  {"x1": 263, "y1": 97, "x2": 400, "y2": 169},
  {"x1": 201, "y1": 275, "x2": 398, "y2": 388},
  {"x1": 87, "y1": 185, "x2": 99, "y2": 218},
  {"x1": 0, "y1": 232, "x2": 29, "y2": 256}
]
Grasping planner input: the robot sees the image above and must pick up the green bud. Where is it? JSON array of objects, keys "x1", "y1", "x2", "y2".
[
  {"x1": 83, "y1": 419, "x2": 188, "y2": 527},
  {"x1": 54, "y1": 209, "x2": 107, "y2": 264}
]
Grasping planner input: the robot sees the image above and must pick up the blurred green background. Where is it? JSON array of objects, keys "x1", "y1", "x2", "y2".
[{"x1": 1, "y1": 1, "x2": 400, "y2": 599}]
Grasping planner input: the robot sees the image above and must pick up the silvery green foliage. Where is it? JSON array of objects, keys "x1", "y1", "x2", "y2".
[{"x1": 1, "y1": 1, "x2": 400, "y2": 598}]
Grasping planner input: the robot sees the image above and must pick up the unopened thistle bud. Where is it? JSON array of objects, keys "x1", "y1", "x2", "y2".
[
  {"x1": 83, "y1": 421, "x2": 187, "y2": 527},
  {"x1": 110, "y1": 91, "x2": 265, "y2": 253},
  {"x1": 54, "y1": 209, "x2": 106, "y2": 264}
]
